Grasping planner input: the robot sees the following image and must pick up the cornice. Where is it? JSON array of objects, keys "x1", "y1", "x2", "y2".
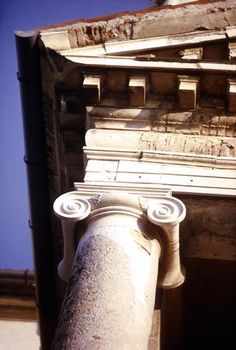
[
  {"x1": 62, "y1": 55, "x2": 236, "y2": 74},
  {"x1": 39, "y1": 1, "x2": 236, "y2": 52},
  {"x1": 58, "y1": 29, "x2": 229, "y2": 56}
]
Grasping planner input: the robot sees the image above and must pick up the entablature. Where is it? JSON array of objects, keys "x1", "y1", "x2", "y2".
[
  {"x1": 39, "y1": 2, "x2": 236, "y2": 198},
  {"x1": 82, "y1": 147, "x2": 236, "y2": 197}
]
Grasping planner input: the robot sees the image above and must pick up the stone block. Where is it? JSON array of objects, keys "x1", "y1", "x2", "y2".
[
  {"x1": 178, "y1": 76, "x2": 199, "y2": 110},
  {"x1": 227, "y1": 79, "x2": 236, "y2": 113},
  {"x1": 83, "y1": 75, "x2": 103, "y2": 104},
  {"x1": 129, "y1": 76, "x2": 147, "y2": 106}
]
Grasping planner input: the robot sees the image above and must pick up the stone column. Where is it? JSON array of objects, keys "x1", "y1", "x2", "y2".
[{"x1": 52, "y1": 191, "x2": 185, "y2": 350}]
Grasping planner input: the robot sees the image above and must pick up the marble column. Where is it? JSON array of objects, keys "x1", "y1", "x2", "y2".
[{"x1": 52, "y1": 191, "x2": 185, "y2": 350}]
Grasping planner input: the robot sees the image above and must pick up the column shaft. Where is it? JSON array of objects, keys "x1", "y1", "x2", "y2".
[{"x1": 52, "y1": 212, "x2": 160, "y2": 350}]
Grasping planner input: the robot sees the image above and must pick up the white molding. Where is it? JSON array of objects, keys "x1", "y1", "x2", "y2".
[
  {"x1": 73, "y1": 182, "x2": 171, "y2": 198},
  {"x1": 84, "y1": 147, "x2": 236, "y2": 168},
  {"x1": 64, "y1": 54, "x2": 236, "y2": 73}
]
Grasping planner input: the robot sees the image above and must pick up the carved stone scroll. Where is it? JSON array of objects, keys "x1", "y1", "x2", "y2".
[
  {"x1": 53, "y1": 191, "x2": 91, "y2": 281},
  {"x1": 147, "y1": 196, "x2": 186, "y2": 288}
]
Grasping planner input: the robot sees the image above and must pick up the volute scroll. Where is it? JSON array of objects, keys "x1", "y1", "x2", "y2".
[{"x1": 53, "y1": 191, "x2": 91, "y2": 281}]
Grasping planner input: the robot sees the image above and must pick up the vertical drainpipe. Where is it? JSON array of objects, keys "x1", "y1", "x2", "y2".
[{"x1": 15, "y1": 31, "x2": 58, "y2": 350}]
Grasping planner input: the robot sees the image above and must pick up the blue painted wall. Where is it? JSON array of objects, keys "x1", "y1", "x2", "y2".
[{"x1": 0, "y1": 0, "x2": 150, "y2": 269}]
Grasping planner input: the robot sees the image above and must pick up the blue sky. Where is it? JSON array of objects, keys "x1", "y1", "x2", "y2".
[{"x1": 0, "y1": 0, "x2": 150, "y2": 269}]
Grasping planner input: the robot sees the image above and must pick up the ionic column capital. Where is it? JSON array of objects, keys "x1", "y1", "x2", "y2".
[{"x1": 54, "y1": 189, "x2": 186, "y2": 288}]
